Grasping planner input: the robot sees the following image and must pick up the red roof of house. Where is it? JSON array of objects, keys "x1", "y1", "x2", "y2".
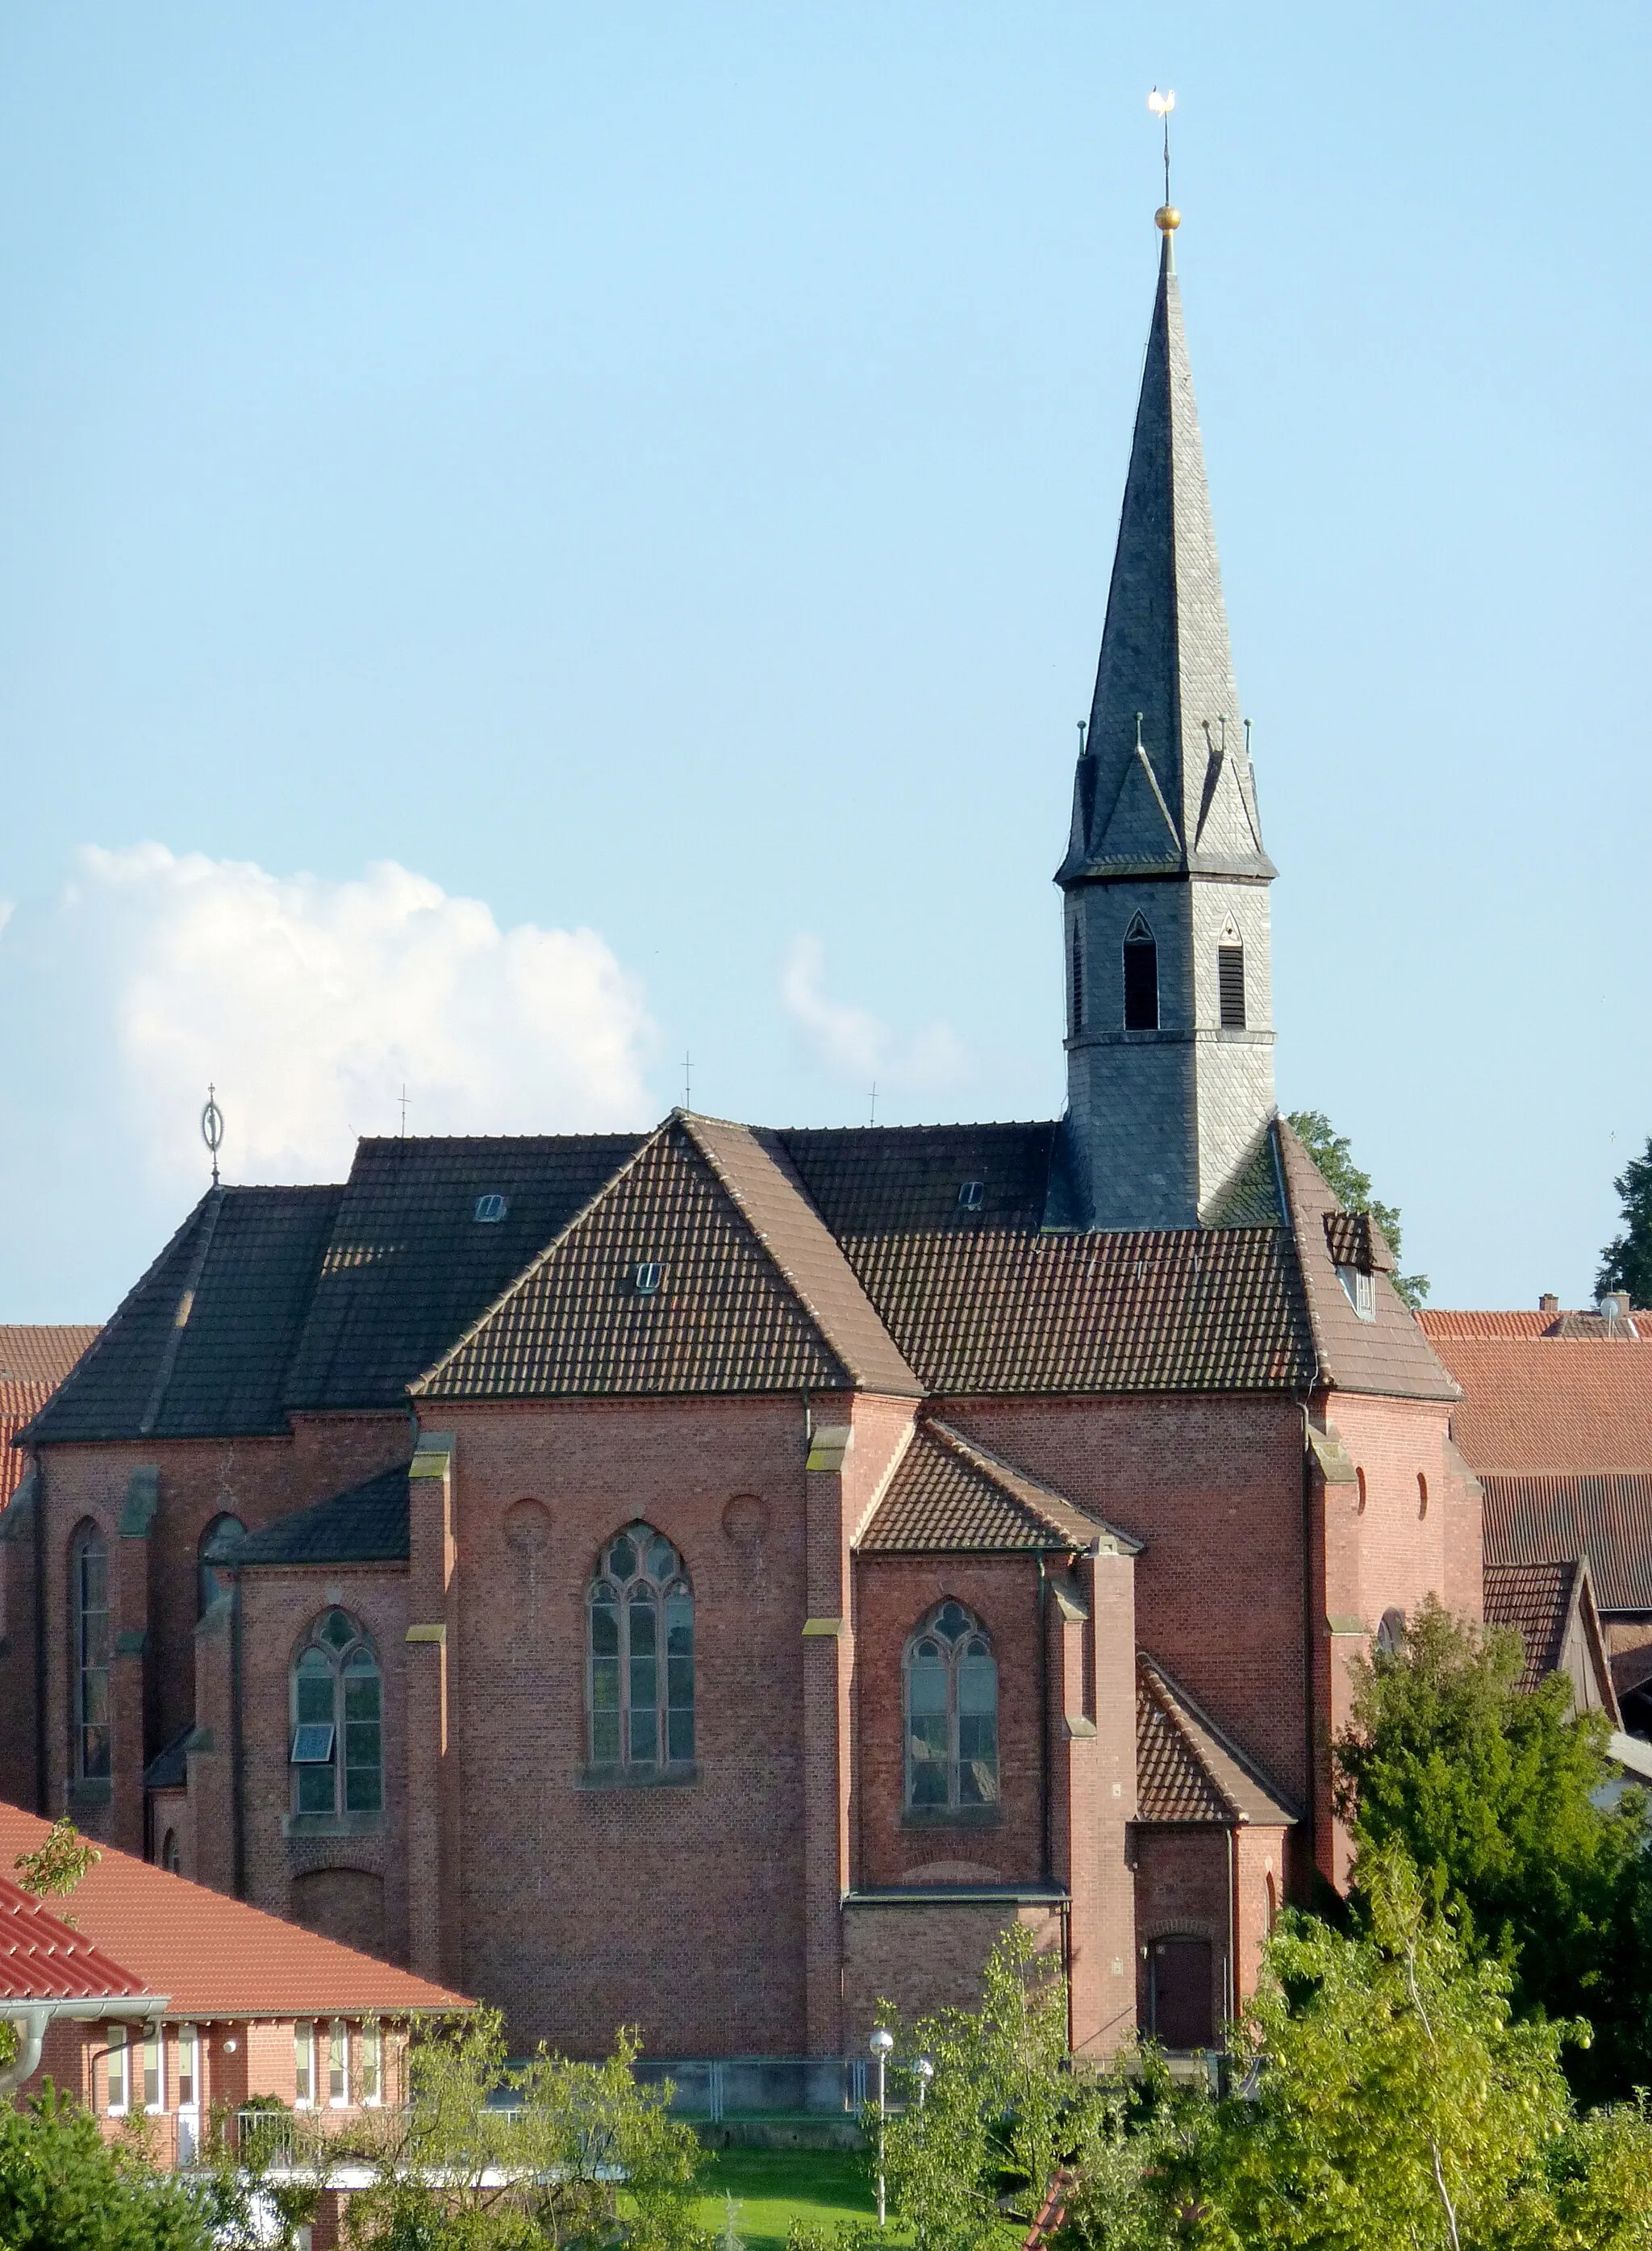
[
  {"x1": 0, "y1": 1873, "x2": 152, "y2": 2005},
  {"x1": 1417, "y1": 1319, "x2": 1652, "y2": 1476},
  {"x1": 0, "y1": 1806, "x2": 471, "y2": 2020},
  {"x1": 0, "y1": 1326, "x2": 99, "y2": 1504}
]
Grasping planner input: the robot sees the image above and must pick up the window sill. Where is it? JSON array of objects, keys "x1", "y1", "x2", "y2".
[
  {"x1": 900, "y1": 1805, "x2": 1003, "y2": 1830},
  {"x1": 282, "y1": 1811, "x2": 386, "y2": 1839},
  {"x1": 577, "y1": 1762, "x2": 699, "y2": 1791}
]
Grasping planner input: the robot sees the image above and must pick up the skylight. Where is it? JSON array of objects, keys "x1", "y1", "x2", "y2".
[
  {"x1": 474, "y1": 1194, "x2": 508, "y2": 1223},
  {"x1": 957, "y1": 1181, "x2": 985, "y2": 1210},
  {"x1": 633, "y1": 1261, "x2": 663, "y2": 1297}
]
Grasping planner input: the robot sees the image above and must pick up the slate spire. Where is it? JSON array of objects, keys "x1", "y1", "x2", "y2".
[
  {"x1": 1060, "y1": 219, "x2": 1271, "y2": 883},
  {"x1": 1056, "y1": 210, "x2": 1279, "y2": 1231}
]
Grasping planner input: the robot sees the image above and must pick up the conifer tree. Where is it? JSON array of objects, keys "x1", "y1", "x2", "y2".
[{"x1": 1596, "y1": 1134, "x2": 1652, "y2": 1307}]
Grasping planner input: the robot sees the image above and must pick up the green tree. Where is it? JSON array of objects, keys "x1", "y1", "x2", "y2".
[
  {"x1": 1284, "y1": 1109, "x2": 1429, "y2": 1309},
  {"x1": 0, "y1": 2084, "x2": 207, "y2": 2251},
  {"x1": 875, "y1": 1924, "x2": 1104, "y2": 2251},
  {"x1": 14, "y1": 1816, "x2": 100, "y2": 1902},
  {"x1": 1596, "y1": 1134, "x2": 1652, "y2": 1307},
  {"x1": 1333, "y1": 1596, "x2": 1651, "y2": 2101},
  {"x1": 341, "y1": 2006, "x2": 707, "y2": 2251}
]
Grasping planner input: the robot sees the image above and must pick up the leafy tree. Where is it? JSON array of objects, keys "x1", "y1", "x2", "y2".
[
  {"x1": 14, "y1": 1816, "x2": 100, "y2": 1926},
  {"x1": 1333, "y1": 1595, "x2": 1651, "y2": 2101},
  {"x1": 874, "y1": 1923, "x2": 1105, "y2": 2251},
  {"x1": 340, "y1": 2006, "x2": 707, "y2": 2251},
  {"x1": 1596, "y1": 1134, "x2": 1652, "y2": 1307},
  {"x1": 0, "y1": 2084, "x2": 207, "y2": 2251},
  {"x1": 1284, "y1": 1109, "x2": 1429, "y2": 1309}
]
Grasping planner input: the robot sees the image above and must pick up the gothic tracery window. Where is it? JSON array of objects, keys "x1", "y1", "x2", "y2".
[
  {"x1": 905, "y1": 1601, "x2": 999, "y2": 1812},
  {"x1": 587, "y1": 1523, "x2": 695, "y2": 1771},
  {"x1": 290, "y1": 1610, "x2": 382, "y2": 1817},
  {"x1": 70, "y1": 1521, "x2": 111, "y2": 1782}
]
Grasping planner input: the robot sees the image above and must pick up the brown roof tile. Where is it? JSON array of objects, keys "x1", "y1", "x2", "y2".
[
  {"x1": 1483, "y1": 1473, "x2": 1652, "y2": 1614},
  {"x1": 1483, "y1": 1559, "x2": 1580, "y2": 1687},
  {"x1": 778, "y1": 1123, "x2": 1062, "y2": 1235},
  {"x1": 418, "y1": 1115, "x2": 919, "y2": 1401},
  {"x1": 1136, "y1": 1656, "x2": 1299, "y2": 1826},
  {"x1": 0, "y1": 1804, "x2": 470, "y2": 2019},
  {"x1": 857, "y1": 1419, "x2": 1137, "y2": 1554}
]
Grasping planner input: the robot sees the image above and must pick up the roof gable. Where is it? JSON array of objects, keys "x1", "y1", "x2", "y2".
[
  {"x1": 857, "y1": 1418, "x2": 1137, "y2": 1555},
  {"x1": 1137, "y1": 1654, "x2": 1299, "y2": 1826},
  {"x1": 417, "y1": 1114, "x2": 919, "y2": 1402}
]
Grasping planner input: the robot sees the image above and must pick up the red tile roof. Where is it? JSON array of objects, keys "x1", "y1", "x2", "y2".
[
  {"x1": 1135, "y1": 1656, "x2": 1299, "y2": 1827},
  {"x1": 0, "y1": 1873, "x2": 152, "y2": 2005},
  {"x1": 0, "y1": 1326, "x2": 99, "y2": 1503},
  {"x1": 1420, "y1": 1334, "x2": 1652, "y2": 1476},
  {"x1": 1420, "y1": 1310, "x2": 1652, "y2": 1343},
  {"x1": 857, "y1": 1419, "x2": 1137, "y2": 1555},
  {"x1": 0, "y1": 1805, "x2": 472, "y2": 2020}
]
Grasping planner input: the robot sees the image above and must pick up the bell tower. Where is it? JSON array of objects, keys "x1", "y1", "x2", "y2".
[{"x1": 1057, "y1": 203, "x2": 1277, "y2": 1230}]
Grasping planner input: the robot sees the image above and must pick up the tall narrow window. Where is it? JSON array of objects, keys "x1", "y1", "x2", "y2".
[
  {"x1": 71, "y1": 1522, "x2": 111, "y2": 1782},
  {"x1": 289, "y1": 1611, "x2": 382, "y2": 1818},
  {"x1": 359, "y1": 2022, "x2": 382, "y2": 2106},
  {"x1": 143, "y1": 2027, "x2": 163, "y2": 2111},
  {"x1": 106, "y1": 2024, "x2": 129, "y2": 2112},
  {"x1": 1218, "y1": 942, "x2": 1246, "y2": 1029},
  {"x1": 294, "y1": 2023, "x2": 315, "y2": 2107},
  {"x1": 904, "y1": 1601, "x2": 999, "y2": 1812},
  {"x1": 177, "y1": 2026, "x2": 198, "y2": 2110},
  {"x1": 1069, "y1": 921, "x2": 1084, "y2": 1034},
  {"x1": 329, "y1": 2021, "x2": 348, "y2": 2106},
  {"x1": 198, "y1": 1514, "x2": 244, "y2": 1618},
  {"x1": 1123, "y1": 917, "x2": 1158, "y2": 1031},
  {"x1": 587, "y1": 1524, "x2": 695, "y2": 1772}
]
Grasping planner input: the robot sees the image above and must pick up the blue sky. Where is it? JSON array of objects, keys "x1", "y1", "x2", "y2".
[{"x1": 0, "y1": 2, "x2": 1647, "y2": 1317}]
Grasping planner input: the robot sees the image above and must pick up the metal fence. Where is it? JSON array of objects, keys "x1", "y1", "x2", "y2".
[{"x1": 633, "y1": 2057, "x2": 869, "y2": 2124}]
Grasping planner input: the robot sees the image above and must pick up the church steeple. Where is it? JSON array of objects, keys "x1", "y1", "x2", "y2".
[{"x1": 1058, "y1": 207, "x2": 1279, "y2": 1230}]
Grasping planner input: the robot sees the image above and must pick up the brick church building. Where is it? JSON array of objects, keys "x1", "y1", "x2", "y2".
[{"x1": 0, "y1": 206, "x2": 1476, "y2": 2062}]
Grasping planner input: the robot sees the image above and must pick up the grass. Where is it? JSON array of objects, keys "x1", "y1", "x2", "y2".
[{"x1": 695, "y1": 2146, "x2": 886, "y2": 2251}]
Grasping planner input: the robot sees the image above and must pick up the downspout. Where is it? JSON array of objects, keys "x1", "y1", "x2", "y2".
[
  {"x1": 31, "y1": 1454, "x2": 47, "y2": 1816},
  {"x1": 230, "y1": 1559, "x2": 245, "y2": 1899},
  {"x1": 1037, "y1": 1556, "x2": 1052, "y2": 1889},
  {"x1": 1279, "y1": 1121, "x2": 1324, "y2": 1890},
  {"x1": 1225, "y1": 1824, "x2": 1239, "y2": 2030}
]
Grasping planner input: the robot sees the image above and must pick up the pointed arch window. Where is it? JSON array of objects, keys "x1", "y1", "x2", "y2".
[
  {"x1": 70, "y1": 1522, "x2": 111, "y2": 1782},
  {"x1": 290, "y1": 1610, "x2": 382, "y2": 1817},
  {"x1": 1070, "y1": 921, "x2": 1084, "y2": 1035},
  {"x1": 1123, "y1": 916, "x2": 1158, "y2": 1031},
  {"x1": 198, "y1": 1514, "x2": 244, "y2": 1618},
  {"x1": 905, "y1": 1601, "x2": 999, "y2": 1812},
  {"x1": 587, "y1": 1523, "x2": 695, "y2": 1771}
]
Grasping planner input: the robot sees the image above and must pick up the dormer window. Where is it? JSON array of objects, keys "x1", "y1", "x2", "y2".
[
  {"x1": 1337, "y1": 1263, "x2": 1376, "y2": 1321},
  {"x1": 633, "y1": 1262, "x2": 662, "y2": 1297},
  {"x1": 474, "y1": 1194, "x2": 508, "y2": 1223},
  {"x1": 957, "y1": 1181, "x2": 985, "y2": 1211},
  {"x1": 1123, "y1": 916, "x2": 1158, "y2": 1031}
]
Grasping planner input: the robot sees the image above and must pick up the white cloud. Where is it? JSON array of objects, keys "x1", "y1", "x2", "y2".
[
  {"x1": 781, "y1": 934, "x2": 968, "y2": 1095},
  {"x1": 0, "y1": 845, "x2": 653, "y2": 1313}
]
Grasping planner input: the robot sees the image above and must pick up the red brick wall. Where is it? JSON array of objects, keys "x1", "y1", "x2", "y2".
[{"x1": 841, "y1": 1901, "x2": 1063, "y2": 2045}]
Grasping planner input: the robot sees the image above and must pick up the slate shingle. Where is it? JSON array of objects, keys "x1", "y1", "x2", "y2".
[{"x1": 232, "y1": 1464, "x2": 411, "y2": 1568}]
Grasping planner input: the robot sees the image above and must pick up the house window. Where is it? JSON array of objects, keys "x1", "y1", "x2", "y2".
[
  {"x1": 290, "y1": 1611, "x2": 382, "y2": 1817},
  {"x1": 1070, "y1": 922, "x2": 1084, "y2": 1034},
  {"x1": 587, "y1": 1523, "x2": 695, "y2": 1771},
  {"x1": 1337, "y1": 1264, "x2": 1376, "y2": 1321},
  {"x1": 197, "y1": 1513, "x2": 244, "y2": 1618},
  {"x1": 329, "y1": 2021, "x2": 348, "y2": 2106},
  {"x1": 143, "y1": 2027, "x2": 163, "y2": 2112},
  {"x1": 1123, "y1": 918, "x2": 1158, "y2": 1031},
  {"x1": 177, "y1": 2026, "x2": 198, "y2": 2109},
  {"x1": 71, "y1": 1522, "x2": 111, "y2": 1782},
  {"x1": 1376, "y1": 1608, "x2": 1407, "y2": 1657},
  {"x1": 359, "y1": 2022, "x2": 382, "y2": 2107},
  {"x1": 106, "y1": 2024, "x2": 129, "y2": 2113},
  {"x1": 904, "y1": 1601, "x2": 999, "y2": 1812},
  {"x1": 633, "y1": 1261, "x2": 663, "y2": 1297},
  {"x1": 1417, "y1": 1472, "x2": 1429, "y2": 1519},
  {"x1": 1218, "y1": 942, "x2": 1246, "y2": 1029},
  {"x1": 294, "y1": 2023, "x2": 315, "y2": 2107}
]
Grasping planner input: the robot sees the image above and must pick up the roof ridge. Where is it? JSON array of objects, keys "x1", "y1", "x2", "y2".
[{"x1": 682, "y1": 1115, "x2": 915, "y2": 1394}]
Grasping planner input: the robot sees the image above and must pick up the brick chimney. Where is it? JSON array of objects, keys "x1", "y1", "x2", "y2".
[{"x1": 1538, "y1": 1293, "x2": 1558, "y2": 1314}]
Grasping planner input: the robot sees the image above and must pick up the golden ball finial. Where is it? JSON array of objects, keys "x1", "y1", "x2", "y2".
[{"x1": 1155, "y1": 204, "x2": 1181, "y2": 232}]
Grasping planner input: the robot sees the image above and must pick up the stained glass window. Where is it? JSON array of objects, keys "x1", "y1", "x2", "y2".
[
  {"x1": 903, "y1": 1602, "x2": 999, "y2": 1812},
  {"x1": 586, "y1": 1522, "x2": 695, "y2": 1773}
]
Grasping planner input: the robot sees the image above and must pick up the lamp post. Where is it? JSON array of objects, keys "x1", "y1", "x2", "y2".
[
  {"x1": 870, "y1": 2026, "x2": 895, "y2": 2228},
  {"x1": 913, "y1": 2054, "x2": 933, "y2": 2111}
]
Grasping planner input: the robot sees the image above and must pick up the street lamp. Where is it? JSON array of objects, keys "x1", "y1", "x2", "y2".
[
  {"x1": 913, "y1": 2054, "x2": 933, "y2": 2111},
  {"x1": 869, "y1": 2026, "x2": 895, "y2": 2228}
]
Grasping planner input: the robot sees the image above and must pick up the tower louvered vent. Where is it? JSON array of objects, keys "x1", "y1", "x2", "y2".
[{"x1": 1217, "y1": 945, "x2": 1245, "y2": 1030}]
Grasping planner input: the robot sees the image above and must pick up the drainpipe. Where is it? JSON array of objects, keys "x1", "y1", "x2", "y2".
[
  {"x1": 1036, "y1": 1556, "x2": 1052, "y2": 1889},
  {"x1": 230, "y1": 1560, "x2": 245, "y2": 1900},
  {"x1": 31, "y1": 1454, "x2": 47, "y2": 1816},
  {"x1": 0, "y1": 1996, "x2": 166, "y2": 2099},
  {"x1": 1225, "y1": 1824, "x2": 1240, "y2": 2029}
]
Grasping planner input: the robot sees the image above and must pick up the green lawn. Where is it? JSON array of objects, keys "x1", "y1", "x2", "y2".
[{"x1": 695, "y1": 2146, "x2": 886, "y2": 2251}]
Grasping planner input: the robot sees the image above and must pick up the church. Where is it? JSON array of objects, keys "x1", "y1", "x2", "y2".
[{"x1": 0, "y1": 203, "x2": 1476, "y2": 2064}]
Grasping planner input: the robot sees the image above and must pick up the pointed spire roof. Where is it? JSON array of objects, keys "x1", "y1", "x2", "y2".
[{"x1": 1060, "y1": 220, "x2": 1273, "y2": 884}]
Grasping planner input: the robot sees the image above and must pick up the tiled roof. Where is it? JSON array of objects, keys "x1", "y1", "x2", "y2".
[
  {"x1": 0, "y1": 1326, "x2": 99, "y2": 1502},
  {"x1": 1421, "y1": 1309, "x2": 1652, "y2": 1343},
  {"x1": 1273, "y1": 1122, "x2": 1459, "y2": 1403},
  {"x1": 1136, "y1": 1656, "x2": 1299, "y2": 1826},
  {"x1": 419, "y1": 1115, "x2": 920, "y2": 1401},
  {"x1": 0, "y1": 1804, "x2": 471, "y2": 2019},
  {"x1": 1423, "y1": 1334, "x2": 1652, "y2": 1476},
  {"x1": 857, "y1": 1419, "x2": 1136, "y2": 1554},
  {"x1": 838, "y1": 1223, "x2": 1314, "y2": 1394},
  {"x1": 285, "y1": 1134, "x2": 645, "y2": 1413},
  {"x1": 1483, "y1": 1559, "x2": 1582, "y2": 1689},
  {"x1": 27, "y1": 1188, "x2": 344, "y2": 1443},
  {"x1": 1483, "y1": 1473, "x2": 1652, "y2": 1614},
  {"x1": 0, "y1": 1874, "x2": 154, "y2": 2004},
  {"x1": 234, "y1": 1464, "x2": 411, "y2": 1568},
  {"x1": 1322, "y1": 1211, "x2": 1394, "y2": 1274},
  {"x1": 778, "y1": 1124, "x2": 1062, "y2": 1236}
]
